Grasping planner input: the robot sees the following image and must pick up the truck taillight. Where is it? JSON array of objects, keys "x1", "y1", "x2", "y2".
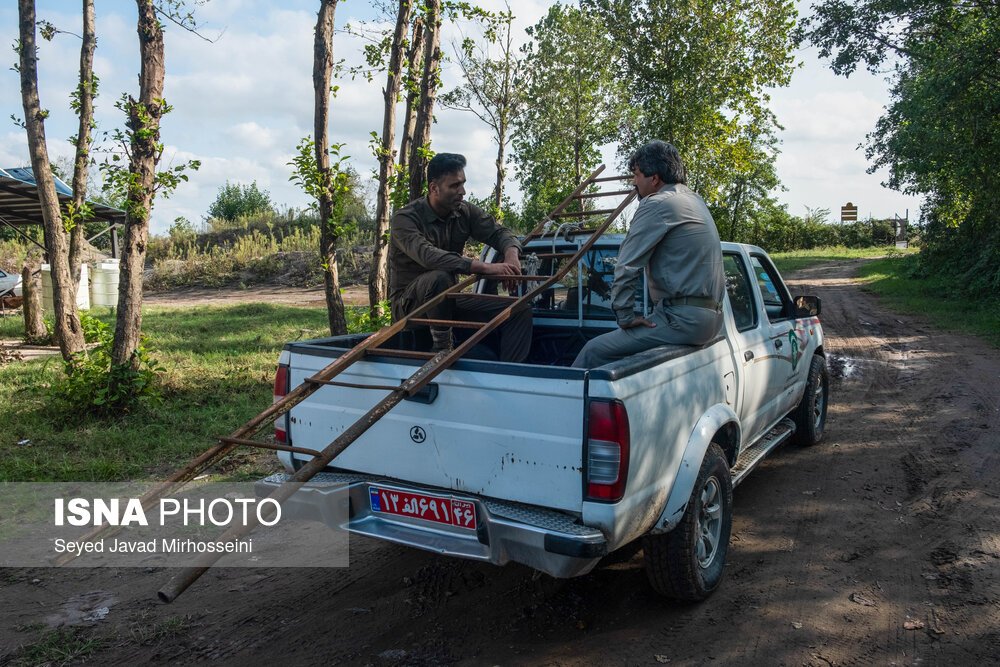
[
  {"x1": 586, "y1": 399, "x2": 629, "y2": 502},
  {"x1": 273, "y1": 365, "x2": 289, "y2": 444}
]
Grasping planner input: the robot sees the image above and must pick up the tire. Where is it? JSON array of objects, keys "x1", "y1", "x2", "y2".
[
  {"x1": 791, "y1": 354, "x2": 828, "y2": 446},
  {"x1": 643, "y1": 443, "x2": 733, "y2": 601}
]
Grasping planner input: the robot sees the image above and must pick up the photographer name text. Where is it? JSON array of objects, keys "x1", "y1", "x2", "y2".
[{"x1": 53, "y1": 537, "x2": 254, "y2": 555}]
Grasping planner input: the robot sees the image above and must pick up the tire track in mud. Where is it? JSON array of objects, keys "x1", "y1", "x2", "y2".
[{"x1": 783, "y1": 259, "x2": 1000, "y2": 665}]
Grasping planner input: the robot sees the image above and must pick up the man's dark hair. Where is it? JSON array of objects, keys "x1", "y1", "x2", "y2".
[
  {"x1": 627, "y1": 140, "x2": 686, "y2": 184},
  {"x1": 427, "y1": 153, "x2": 467, "y2": 184}
]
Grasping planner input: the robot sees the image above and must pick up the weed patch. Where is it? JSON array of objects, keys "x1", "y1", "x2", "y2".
[
  {"x1": 857, "y1": 253, "x2": 1000, "y2": 346},
  {"x1": 10, "y1": 627, "x2": 102, "y2": 666}
]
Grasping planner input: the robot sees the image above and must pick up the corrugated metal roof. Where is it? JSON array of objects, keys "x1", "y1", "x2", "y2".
[{"x1": 0, "y1": 166, "x2": 126, "y2": 227}]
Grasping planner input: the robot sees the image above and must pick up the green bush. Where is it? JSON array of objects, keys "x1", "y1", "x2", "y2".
[
  {"x1": 50, "y1": 319, "x2": 164, "y2": 417},
  {"x1": 346, "y1": 301, "x2": 391, "y2": 334}
]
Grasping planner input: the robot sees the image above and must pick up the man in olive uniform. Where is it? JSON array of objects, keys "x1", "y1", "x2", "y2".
[{"x1": 389, "y1": 153, "x2": 532, "y2": 362}]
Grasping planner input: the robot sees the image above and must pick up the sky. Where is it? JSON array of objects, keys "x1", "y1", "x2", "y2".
[{"x1": 0, "y1": 0, "x2": 923, "y2": 237}]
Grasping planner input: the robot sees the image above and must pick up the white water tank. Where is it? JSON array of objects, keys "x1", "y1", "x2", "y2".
[
  {"x1": 90, "y1": 259, "x2": 120, "y2": 308},
  {"x1": 41, "y1": 263, "x2": 90, "y2": 312}
]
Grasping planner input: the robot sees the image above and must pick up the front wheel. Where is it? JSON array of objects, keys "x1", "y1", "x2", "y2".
[
  {"x1": 791, "y1": 354, "x2": 828, "y2": 446},
  {"x1": 643, "y1": 443, "x2": 733, "y2": 601}
]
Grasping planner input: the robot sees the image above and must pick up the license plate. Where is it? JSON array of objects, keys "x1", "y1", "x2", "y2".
[{"x1": 368, "y1": 486, "x2": 476, "y2": 530}]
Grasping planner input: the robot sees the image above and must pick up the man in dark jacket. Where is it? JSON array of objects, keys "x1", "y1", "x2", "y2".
[{"x1": 389, "y1": 153, "x2": 532, "y2": 362}]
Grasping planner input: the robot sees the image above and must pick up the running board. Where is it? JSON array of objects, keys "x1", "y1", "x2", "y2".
[{"x1": 731, "y1": 419, "x2": 796, "y2": 487}]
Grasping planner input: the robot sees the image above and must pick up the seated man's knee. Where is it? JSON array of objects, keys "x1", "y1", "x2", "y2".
[{"x1": 425, "y1": 270, "x2": 456, "y2": 292}]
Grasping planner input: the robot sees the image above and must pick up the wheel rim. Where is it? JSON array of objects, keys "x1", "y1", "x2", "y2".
[
  {"x1": 812, "y1": 373, "x2": 826, "y2": 430},
  {"x1": 697, "y1": 476, "x2": 723, "y2": 569}
]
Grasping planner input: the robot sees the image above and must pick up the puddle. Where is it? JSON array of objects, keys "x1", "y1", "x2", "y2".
[
  {"x1": 828, "y1": 354, "x2": 861, "y2": 379},
  {"x1": 45, "y1": 590, "x2": 119, "y2": 627}
]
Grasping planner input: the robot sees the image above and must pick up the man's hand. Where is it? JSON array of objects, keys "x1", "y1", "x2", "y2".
[
  {"x1": 470, "y1": 248, "x2": 522, "y2": 293},
  {"x1": 620, "y1": 317, "x2": 656, "y2": 330}
]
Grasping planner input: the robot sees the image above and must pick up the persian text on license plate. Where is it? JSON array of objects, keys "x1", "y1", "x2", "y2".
[{"x1": 368, "y1": 486, "x2": 477, "y2": 530}]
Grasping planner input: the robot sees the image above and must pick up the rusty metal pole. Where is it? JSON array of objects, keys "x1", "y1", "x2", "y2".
[{"x1": 157, "y1": 349, "x2": 451, "y2": 602}]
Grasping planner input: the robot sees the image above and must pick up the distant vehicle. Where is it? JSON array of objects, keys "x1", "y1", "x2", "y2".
[{"x1": 0, "y1": 268, "x2": 22, "y2": 297}]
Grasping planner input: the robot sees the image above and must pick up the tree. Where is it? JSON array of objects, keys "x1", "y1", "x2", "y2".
[
  {"x1": 440, "y1": 5, "x2": 525, "y2": 214},
  {"x1": 407, "y1": 0, "x2": 442, "y2": 202},
  {"x1": 17, "y1": 0, "x2": 86, "y2": 360},
  {"x1": 803, "y1": 0, "x2": 1000, "y2": 298},
  {"x1": 584, "y1": 0, "x2": 796, "y2": 219},
  {"x1": 513, "y1": 4, "x2": 619, "y2": 225},
  {"x1": 110, "y1": 0, "x2": 200, "y2": 368},
  {"x1": 397, "y1": 14, "x2": 426, "y2": 205},
  {"x1": 66, "y1": 0, "x2": 97, "y2": 304},
  {"x1": 368, "y1": 0, "x2": 415, "y2": 320},
  {"x1": 206, "y1": 181, "x2": 274, "y2": 221},
  {"x1": 313, "y1": 0, "x2": 349, "y2": 335}
]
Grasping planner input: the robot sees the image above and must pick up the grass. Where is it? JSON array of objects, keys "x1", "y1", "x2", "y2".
[
  {"x1": 11, "y1": 627, "x2": 102, "y2": 666},
  {"x1": 855, "y1": 253, "x2": 1000, "y2": 347},
  {"x1": 0, "y1": 303, "x2": 330, "y2": 482},
  {"x1": 769, "y1": 244, "x2": 917, "y2": 274}
]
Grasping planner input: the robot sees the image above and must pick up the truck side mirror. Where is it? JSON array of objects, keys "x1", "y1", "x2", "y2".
[{"x1": 795, "y1": 295, "x2": 821, "y2": 317}]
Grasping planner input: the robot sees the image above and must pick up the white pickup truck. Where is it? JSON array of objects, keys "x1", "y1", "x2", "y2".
[{"x1": 257, "y1": 236, "x2": 827, "y2": 600}]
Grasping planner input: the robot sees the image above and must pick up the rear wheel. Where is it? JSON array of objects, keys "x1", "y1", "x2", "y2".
[
  {"x1": 643, "y1": 443, "x2": 733, "y2": 601},
  {"x1": 791, "y1": 354, "x2": 828, "y2": 446}
]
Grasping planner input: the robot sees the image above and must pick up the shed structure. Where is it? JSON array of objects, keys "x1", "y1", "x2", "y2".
[{"x1": 0, "y1": 166, "x2": 125, "y2": 257}]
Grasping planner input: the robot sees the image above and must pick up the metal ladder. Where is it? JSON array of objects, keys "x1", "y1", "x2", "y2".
[{"x1": 68, "y1": 165, "x2": 638, "y2": 600}]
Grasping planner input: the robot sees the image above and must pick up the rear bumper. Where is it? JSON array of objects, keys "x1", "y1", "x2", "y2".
[{"x1": 256, "y1": 472, "x2": 607, "y2": 578}]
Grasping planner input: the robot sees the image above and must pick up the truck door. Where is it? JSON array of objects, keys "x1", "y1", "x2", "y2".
[
  {"x1": 747, "y1": 252, "x2": 802, "y2": 412},
  {"x1": 723, "y1": 251, "x2": 779, "y2": 443}
]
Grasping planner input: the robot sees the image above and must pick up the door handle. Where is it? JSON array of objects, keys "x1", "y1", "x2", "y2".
[
  {"x1": 744, "y1": 350, "x2": 754, "y2": 361},
  {"x1": 775, "y1": 339, "x2": 783, "y2": 349}
]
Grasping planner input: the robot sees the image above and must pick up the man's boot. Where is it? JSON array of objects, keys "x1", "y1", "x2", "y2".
[{"x1": 430, "y1": 327, "x2": 453, "y2": 353}]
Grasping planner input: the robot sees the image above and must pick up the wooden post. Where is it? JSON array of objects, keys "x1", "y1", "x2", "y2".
[{"x1": 22, "y1": 265, "x2": 46, "y2": 342}]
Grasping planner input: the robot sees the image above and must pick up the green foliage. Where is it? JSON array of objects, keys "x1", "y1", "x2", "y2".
[
  {"x1": 79, "y1": 310, "x2": 109, "y2": 343},
  {"x1": 346, "y1": 301, "x2": 391, "y2": 334},
  {"x1": 439, "y1": 7, "x2": 525, "y2": 211},
  {"x1": 168, "y1": 216, "x2": 196, "y2": 241},
  {"x1": 803, "y1": 0, "x2": 1000, "y2": 300},
  {"x1": 206, "y1": 181, "x2": 274, "y2": 221},
  {"x1": 288, "y1": 138, "x2": 357, "y2": 239},
  {"x1": 856, "y1": 252, "x2": 1000, "y2": 347},
  {"x1": 514, "y1": 4, "x2": 620, "y2": 227},
  {"x1": 728, "y1": 198, "x2": 907, "y2": 253},
  {"x1": 50, "y1": 317, "x2": 163, "y2": 417},
  {"x1": 583, "y1": 0, "x2": 796, "y2": 234},
  {"x1": 101, "y1": 93, "x2": 201, "y2": 222}
]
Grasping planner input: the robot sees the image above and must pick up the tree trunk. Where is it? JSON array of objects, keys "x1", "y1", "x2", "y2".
[
  {"x1": 111, "y1": 0, "x2": 165, "y2": 367},
  {"x1": 398, "y1": 15, "x2": 425, "y2": 199},
  {"x1": 408, "y1": 0, "x2": 442, "y2": 203},
  {"x1": 368, "y1": 0, "x2": 413, "y2": 320},
  {"x1": 314, "y1": 0, "x2": 348, "y2": 336},
  {"x1": 69, "y1": 0, "x2": 96, "y2": 296},
  {"x1": 22, "y1": 265, "x2": 46, "y2": 342},
  {"x1": 492, "y1": 135, "x2": 505, "y2": 213},
  {"x1": 18, "y1": 0, "x2": 85, "y2": 361}
]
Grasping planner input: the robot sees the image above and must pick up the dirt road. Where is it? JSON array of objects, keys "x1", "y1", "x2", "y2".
[{"x1": 3, "y1": 259, "x2": 999, "y2": 665}]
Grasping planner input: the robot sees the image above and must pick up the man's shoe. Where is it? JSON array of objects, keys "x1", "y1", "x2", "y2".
[{"x1": 430, "y1": 327, "x2": 454, "y2": 353}]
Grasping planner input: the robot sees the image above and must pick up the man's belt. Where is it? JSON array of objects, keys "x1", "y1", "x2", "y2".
[{"x1": 662, "y1": 296, "x2": 722, "y2": 312}]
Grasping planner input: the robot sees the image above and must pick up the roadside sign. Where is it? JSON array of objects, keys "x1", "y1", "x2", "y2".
[{"x1": 841, "y1": 203, "x2": 858, "y2": 222}]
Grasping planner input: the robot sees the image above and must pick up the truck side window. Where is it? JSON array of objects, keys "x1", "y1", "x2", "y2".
[
  {"x1": 723, "y1": 253, "x2": 757, "y2": 331},
  {"x1": 749, "y1": 254, "x2": 793, "y2": 322}
]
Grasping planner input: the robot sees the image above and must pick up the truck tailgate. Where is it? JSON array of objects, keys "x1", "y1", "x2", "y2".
[{"x1": 286, "y1": 351, "x2": 587, "y2": 512}]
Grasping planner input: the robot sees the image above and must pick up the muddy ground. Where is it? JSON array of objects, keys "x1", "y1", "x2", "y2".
[{"x1": 2, "y1": 258, "x2": 998, "y2": 666}]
